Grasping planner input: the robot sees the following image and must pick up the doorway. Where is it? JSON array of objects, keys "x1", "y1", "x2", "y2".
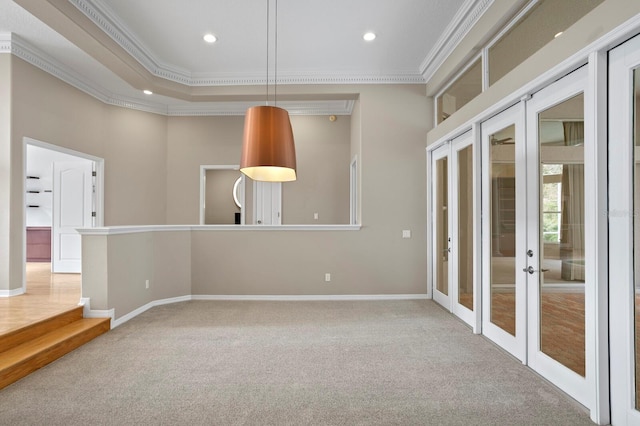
[{"x1": 24, "y1": 138, "x2": 103, "y2": 291}]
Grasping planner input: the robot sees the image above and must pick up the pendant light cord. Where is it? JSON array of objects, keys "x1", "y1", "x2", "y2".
[
  {"x1": 266, "y1": 0, "x2": 269, "y2": 106},
  {"x1": 274, "y1": 0, "x2": 278, "y2": 107}
]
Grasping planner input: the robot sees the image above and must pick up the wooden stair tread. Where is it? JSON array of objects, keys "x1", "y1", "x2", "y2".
[
  {"x1": 0, "y1": 317, "x2": 110, "y2": 371},
  {"x1": 0, "y1": 306, "x2": 84, "y2": 353},
  {"x1": 0, "y1": 316, "x2": 110, "y2": 389}
]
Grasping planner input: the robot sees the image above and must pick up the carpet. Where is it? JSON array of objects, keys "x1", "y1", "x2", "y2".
[{"x1": 0, "y1": 300, "x2": 592, "y2": 425}]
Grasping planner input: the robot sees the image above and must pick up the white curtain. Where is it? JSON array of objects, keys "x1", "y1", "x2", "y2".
[{"x1": 560, "y1": 121, "x2": 585, "y2": 281}]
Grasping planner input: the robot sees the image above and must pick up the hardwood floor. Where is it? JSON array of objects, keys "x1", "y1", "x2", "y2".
[{"x1": 0, "y1": 263, "x2": 81, "y2": 334}]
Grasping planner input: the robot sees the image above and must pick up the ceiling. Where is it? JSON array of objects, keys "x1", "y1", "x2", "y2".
[{"x1": 0, "y1": 0, "x2": 491, "y2": 115}]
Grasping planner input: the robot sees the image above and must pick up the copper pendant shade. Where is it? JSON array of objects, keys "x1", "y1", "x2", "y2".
[{"x1": 241, "y1": 105, "x2": 297, "y2": 182}]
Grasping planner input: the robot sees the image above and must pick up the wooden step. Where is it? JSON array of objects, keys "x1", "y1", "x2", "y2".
[
  {"x1": 0, "y1": 306, "x2": 84, "y2": 354},
  {"x1": 0, "y1": 316, "x2": 110, "y2": 389}
]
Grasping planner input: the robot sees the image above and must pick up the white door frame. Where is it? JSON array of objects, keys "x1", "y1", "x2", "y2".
[
  {"x1": 22, "y1": 138, "x2": 103, "y2": 289},
  {"x1": 609, "y1": 32, "x2": 640, "y2": 426},
  {"x1": 199, "y1": 165, "x2": 245, "y2": 225}
]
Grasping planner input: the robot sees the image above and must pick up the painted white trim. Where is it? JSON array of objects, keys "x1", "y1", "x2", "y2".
[
  {"x1": 110, "y1": 295, "x2": 192, "y2": 328},
  {"x1": 0, "y1": 287, "x2": 26, "y2": 297},
  {"x1": 2, "y1": 34, "x2": 357, "y2": 117},
  {"x1": 77, "y1": 224, "x2": 362, "y2": 235},
  {"x1": 70, "y1": 0, "x2": 436, "y2": 86},
  {"x1": 191, "y1": 294, "x2": 429, "y2": 301},
  {"x1": 421, "y1": 0, "x2": 493, "y2": 81},
  {"x1": 103, "y1": 294, "x2": 427, "y2": 328},
  {"x1": 199, "y1": 165, "x2": 243, "y2": 225}
]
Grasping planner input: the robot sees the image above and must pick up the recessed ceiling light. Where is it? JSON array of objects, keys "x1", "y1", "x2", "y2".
[
  {"x1": 143, "y1": 90, "x2": 153, "y2": 95},
  {"x1": 203, "y1": 33, "x2": 217, "y2": 43},
  {"x1": 363, "y1": 32, "x2": 376, "y2": 42},
  {"x1": 554, "y1": 31, "x2": 564, "y2": 38}
]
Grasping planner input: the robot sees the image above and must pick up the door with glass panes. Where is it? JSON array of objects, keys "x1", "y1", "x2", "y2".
[
  {"x1": 482, "y1": 66, "x2": 593, "y2": 409},
  {"x1": 431, "y1": 132, "x2": 479, "y2": 331}
]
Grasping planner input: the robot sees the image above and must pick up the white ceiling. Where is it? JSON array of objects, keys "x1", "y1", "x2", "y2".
[{"x1": 0, "y1": 0, "x2": 491, "y2": 115}]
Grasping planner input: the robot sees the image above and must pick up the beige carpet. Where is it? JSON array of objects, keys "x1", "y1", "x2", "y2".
[{"x1": 0, "y1": 300, "x2": 592, "y2": 425}]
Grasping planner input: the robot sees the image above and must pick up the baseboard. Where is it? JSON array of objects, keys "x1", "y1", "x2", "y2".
[
  {"x1": 191, "y1": 294, "x2": 429, "y2": 301},
  {"x1": 111, "y1": 295, "x2": 192, "y2": 329},
  {"x1": 79, "y1": 297, "x2": 115, "y2": 324},
  {"x1": 103, "y1": 294, "x2": 427, "y2": 329},
  {"x1": 0, "y1": 287, "x2": 26, "y2": 297}
]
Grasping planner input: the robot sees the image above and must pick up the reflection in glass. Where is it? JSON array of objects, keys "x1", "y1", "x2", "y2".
[
  {"x1": 490, "y1": 125, "x2": 516, "y2": 335},
  {"x1": 634, "y1": 68, "x2": 640, "y2": 408},
  {"x1": 458, "y1": 146, "x2": 473, "y2": 310},
  {"x1": 437, "y1": 59, "x2": 482, "y2": 124},
  {"x1": 488, "y1": 0, "x2": 603, "y2": 86},
  {"x1": 435, "y1": 157, "x2": 449, "y2": 296},
  {"x1": 539, "y1": 94, "x2": 585, "y2": 376}
]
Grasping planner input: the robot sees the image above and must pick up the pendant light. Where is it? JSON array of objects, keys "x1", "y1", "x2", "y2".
[{"x1": 240, "y1": 0, "x2": 296, "y2": 182}]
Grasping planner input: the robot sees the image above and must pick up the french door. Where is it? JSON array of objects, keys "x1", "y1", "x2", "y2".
[
  {"x1": 609, "y1": 33, "x2": 640, "y2": 426},
  {"x1": 482, "y1": 67, "x2": 594, "y2": 409},
  {"x1": 431, "y1": 131, "x2": 479, "y2": 332}
]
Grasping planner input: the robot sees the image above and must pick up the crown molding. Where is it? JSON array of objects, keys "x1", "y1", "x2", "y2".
[
  {"x1": 1, "y1": 33, "x2": 354, "y2": 116},
  {"x1": 420, "y1": 0, "x2": 493, "y2": 82},
  {"x1": 168, "y1": 100, "x2": 355, "y2": 116},
  {"x1": 71, "y1": 0, "x2": 427, "y2": 86}
]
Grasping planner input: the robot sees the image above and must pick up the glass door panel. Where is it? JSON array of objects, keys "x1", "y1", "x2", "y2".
[
  {"x1": 490, "y1": 124, "x2": 517, "y2": 336},
  {"x1": 432, "y1": 144, "x2": 450, "y2": 309},
  {"x1": 538, "y1": 94, "x2": 586, "y2": 377},
  {"x1": 481, "y1": 103, "x2": 526, "y2": 362},
  {"x1": 457, "y1": 145, "x2": 474, "y2": 311},
  {"x1": 435, "y1": 156, "x2": 449, "y2": 297}
]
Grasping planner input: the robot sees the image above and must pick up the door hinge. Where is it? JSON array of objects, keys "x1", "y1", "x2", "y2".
[
  {"x1": 91, "y1": 212, "x2": 96, "y2": 217},
  {"x1": 92, "y1": 171, "x2": 97, "y2": 177}
]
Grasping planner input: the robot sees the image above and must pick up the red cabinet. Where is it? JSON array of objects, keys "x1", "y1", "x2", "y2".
[{"x1": 26, "y1": 227, "x2": 51, "y2": 262}]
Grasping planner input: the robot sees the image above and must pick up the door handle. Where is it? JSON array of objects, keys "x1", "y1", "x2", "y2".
[
  {"x1": 522, "y1": 266, "x2": 535, "y2": 274},
  {"x1": 522, "y1": 266, "x2": 550, "y2": 274}
]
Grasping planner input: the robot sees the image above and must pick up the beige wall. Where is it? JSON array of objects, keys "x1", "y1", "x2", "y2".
[
  {"x1": 5, "y1": 57, "x2": 169, "y2": 291},
  {"x1": 80, "y1": 84, "x2": 429, "y2": 318},
  {"x1": 284, "y1": 115, "x2": 350, "y2": 224},
  {"x1": 5, "y1": 49, "x2": 429, "y2": 301},
  {"x1": 0, "y1": 54, "x2": 11, "y2": 292},
  {"x1": 166, "y1": 115, "x2": 351, "y2": 225},
  {"x1": 166, "y1": 115, "x2": 244, "y2": 224}
]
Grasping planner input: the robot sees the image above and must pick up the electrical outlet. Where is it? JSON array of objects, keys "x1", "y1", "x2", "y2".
[
  {"x1": 402, "y1": 230, "x2": 411, "y2": 239},
  {"x1": 145, "y1": 279, "x2": 150, "y2": 289},
  {"x1": 325, "y1": 273, "x2": 331, "y2": 282},
  {"x1": 314, "y1": 212, "x2": 319, "y2": 220}
]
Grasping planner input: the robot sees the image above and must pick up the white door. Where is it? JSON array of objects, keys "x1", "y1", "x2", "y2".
[
  {"x1": 525, "y1": 66, "x2": 591, "y2": 408},
  {"x1": 481, "y1": 102, "x2": 527, "y2": 362},
  {"x1": 254, "y1": 181, "x2": 282, "y2": 225},
  {"x1": 450, "y1": 131, "x2": 479, "y2": 331},
  {"x1": 52, "y1": 161, "x2": 93, "y2": 273},
  {"x1": 481, "y1": 67, "x2": 594, "y2": 410},
  {"x1": 430, "y1": 133, "x2": 479, "y2": 331},
  {"x1": 609, "y1": 33, "x2": 640, "y2": 426},
  {"x1": 431, "y1": 143, "x2": 451, "y2": 309}
]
